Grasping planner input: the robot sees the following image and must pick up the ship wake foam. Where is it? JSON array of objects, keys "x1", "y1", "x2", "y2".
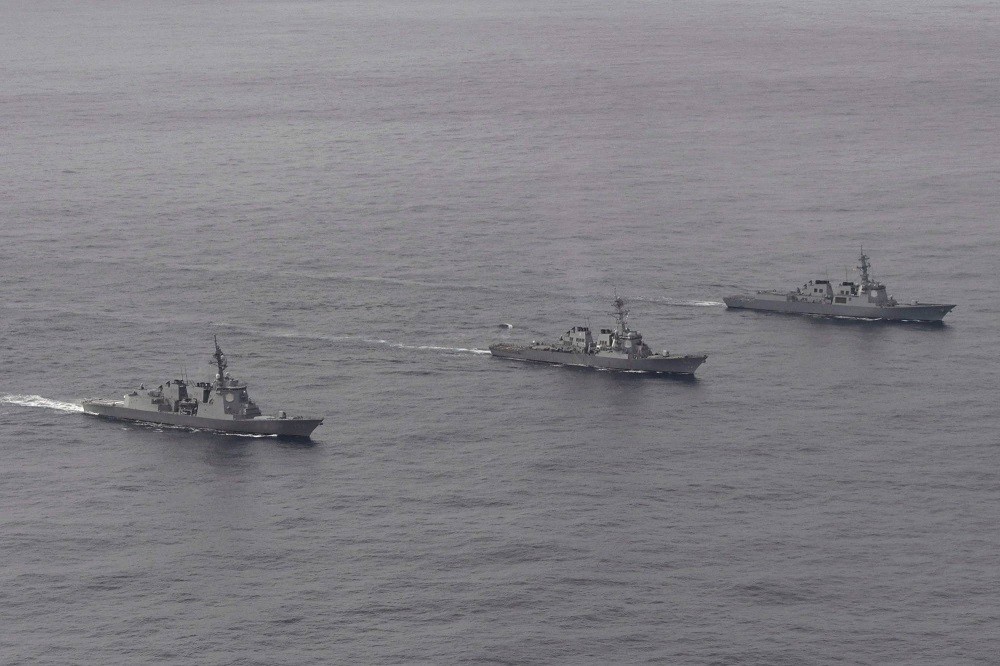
[
  {"x1": 368, "y1": 340, "x2": 492, "y2": 355},
  {"x1": 661, "y1": 298, "x2": 725, "y2": 307},
  {"x1": 632, "y1": 297, "x2": 724, "y2": 307},
  {"x1": 1, "y1": 394, "x2": 84, "y2": 413},
  {"x1": 123, "y1": 420, "x2": 276, "y2": 438},
  {"x1": 245, "y1": 327, "x2": 493, "y2": 356}
]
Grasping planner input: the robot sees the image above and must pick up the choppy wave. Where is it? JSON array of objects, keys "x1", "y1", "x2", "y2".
[{"x1": 1, "y1": 394, "x2": 84, "y2": 412}]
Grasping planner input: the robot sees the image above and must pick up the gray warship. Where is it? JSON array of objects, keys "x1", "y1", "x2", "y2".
[
  {"x1": 724, "y1": 250, "x2": 955, "y2": 322},
  {"x1": 490, "y1": 296, "x2": 707, "y2": 375},
  {"x1": 81, "y1": 337, "x2": 324, "y2": 438}
]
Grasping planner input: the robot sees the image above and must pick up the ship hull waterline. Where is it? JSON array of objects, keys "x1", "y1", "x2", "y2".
[
  {"x1": 723, "y1": 296, "x2": 954, "y2": 322},
  {"x1": 81, "y1": 401, "x2": 323, "y2": 438},
  {"x1": 490, "y1": 345, "x2": 707, "y2": 375}
]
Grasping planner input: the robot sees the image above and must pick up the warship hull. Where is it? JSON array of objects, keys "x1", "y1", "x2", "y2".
[
  {"x1": 81, "y1": 400, "x2": 323, "y2": 438},
  {"x1": 490, "y1": 344, "x2": 707, "y2": 374},
  {"x1": 723, "y1": 296, "x2": 954, "y2": 322}
]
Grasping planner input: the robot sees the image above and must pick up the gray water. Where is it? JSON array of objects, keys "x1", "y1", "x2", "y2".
[{"x1": 2, "y1": 1, "x2": 999, "y2": 663}]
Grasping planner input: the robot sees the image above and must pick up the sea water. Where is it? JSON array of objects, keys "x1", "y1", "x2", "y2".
[{"x1": 2, "y1": 1, "x2": 998, "y2": 663}]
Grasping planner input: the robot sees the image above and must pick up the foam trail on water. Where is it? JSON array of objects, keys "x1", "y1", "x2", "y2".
[
  {"x1": 267, "y1": 330, "x2": 356, "y2": 342},
  {"x1": 408, "y1": 345, "x2": 491, "y2": 355},
  {"x1": 367, "y1": 340, "x2": 492, "y2": 355},
  {"x1": 660, "y1": 298, "x2": 725, "y2": 307},
  {"x1": 1, "y1": 394, "x2": 84, "y2": 413},
  {"x1": 633, "y1": 297, "x2": 725, "y2": 307},
  {"x1": 125, "y1": 421, "x2": 274, "y2": 438},
  {"x1": 241, "y1": 326, "x2": 493, "y2": 356}
]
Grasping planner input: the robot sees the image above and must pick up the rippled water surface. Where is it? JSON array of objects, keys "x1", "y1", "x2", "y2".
[{"x1": 3, "y1": 1, "x2": 999, "y2": 663}]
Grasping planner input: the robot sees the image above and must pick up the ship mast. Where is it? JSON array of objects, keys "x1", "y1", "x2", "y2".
[
  {"x1": 857, "y1": 247, "x2": 873, "y2": 292},
  {"x1": 611, "y1": 294, "x2": 630, "y2": 335},
  {"x1": 212, "y1": 335, "x2": 228, "y2": 386}
]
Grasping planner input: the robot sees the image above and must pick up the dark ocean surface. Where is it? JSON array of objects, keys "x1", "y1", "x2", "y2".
[{"x1": 2, "y1": 1, "x2": 999, "y2": 663}]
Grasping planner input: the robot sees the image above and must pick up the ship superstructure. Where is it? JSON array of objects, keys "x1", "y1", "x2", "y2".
[
  {"x1": 81, "y1": 337, "x2": 323, "y2": 438},
  {"x1": 723, "y1": 250, "x2": 955, "y2": 322},
  {"x1": 490, "y1": 296, "x2": 707, "y2": 375}
]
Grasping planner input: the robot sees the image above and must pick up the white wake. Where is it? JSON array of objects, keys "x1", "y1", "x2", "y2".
[
  {"x1": 660, "y1": 298, "x2": 725, "y2": 307},
  {"x1": 368, "y1": 340, "x2": 492, "y2": 355},
  {"x1": 1, "y1": 394, "x2": 84, "y2": 413},
  {"x1": 631, "y1": 296, "x2": 725, "y2": 307}
]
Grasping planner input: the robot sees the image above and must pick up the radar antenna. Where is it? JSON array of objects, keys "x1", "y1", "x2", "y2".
[
  {"x1": 610, "y1": 293, "x2": 630, "y2": 334},
  {"x1": 857, "y1": 247, "x2": 873, "y2": 292},
  {"x1": 857, "y1": 246, "x2": 885, "y2": 292},
  {"x1": 212, "y1": 335, "x2": 228, "y2": 384}
]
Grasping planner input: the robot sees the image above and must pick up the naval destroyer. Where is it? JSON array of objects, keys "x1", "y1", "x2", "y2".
[
  {"x1": 490, "y1": 296, "x2": 707, "y2": 375},
  {"x1": 724, "y1": 250, "x2": 955, "y2": 322},
  {"x1": 81, "y1": 337, "x2": 324, "y2": 438}
]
